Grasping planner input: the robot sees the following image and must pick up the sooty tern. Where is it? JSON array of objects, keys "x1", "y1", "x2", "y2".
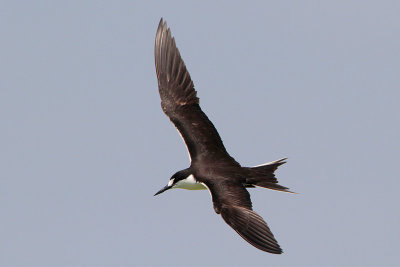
[{"x1": 154, "y1": 18, "x2": 293, "y2": 254}]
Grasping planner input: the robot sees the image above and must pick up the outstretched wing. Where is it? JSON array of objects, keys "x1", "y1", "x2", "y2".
[
  {"x1": 207, "y1": 181, "x2": 283, "y2": 254},
  {"x1": 155, "y1": 18, "x2": 233, "y2": 163}
]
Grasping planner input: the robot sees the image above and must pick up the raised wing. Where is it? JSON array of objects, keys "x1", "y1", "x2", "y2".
[
  {"x1": 155, "y1": 18, "x2": 233, "y2": 163},
  {"x1": 207, "y1": 181, "x2": 283, "y2": 254}
]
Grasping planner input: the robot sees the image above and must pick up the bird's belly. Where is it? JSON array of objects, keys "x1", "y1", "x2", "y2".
[{"x1": 174, "y1": 175, "x2": 207, "y2": 190}]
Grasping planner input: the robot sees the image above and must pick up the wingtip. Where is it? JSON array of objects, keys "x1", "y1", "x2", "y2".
[
  {"x1": 158, "y1": 17, "x2": 165, "y2": 29},
  {"x1": 270, "y1": 248, "x2": 284, "y2": 254},
  {"x1": 154, "y1": 17, "x2": 199, "y2": 107},
  {"x1": 221, "y1": 205, "x2": 284, "y2": 254},
  {"x1": 156, "y1": 18, "x2": 168, "y2": 39}
]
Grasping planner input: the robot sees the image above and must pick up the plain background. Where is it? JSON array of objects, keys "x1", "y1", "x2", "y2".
[{"x1": 1, "y1": 1, "x2": 399, "y2": 266}]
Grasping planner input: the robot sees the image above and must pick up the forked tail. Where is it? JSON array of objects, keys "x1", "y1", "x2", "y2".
[{"x1": 245, "y1": 158, "x2": 294, "y2": 193}]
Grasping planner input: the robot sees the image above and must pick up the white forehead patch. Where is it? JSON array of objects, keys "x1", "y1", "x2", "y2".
[{"x1": 168, "y1": 178, "x2": 175, "y2": 186}]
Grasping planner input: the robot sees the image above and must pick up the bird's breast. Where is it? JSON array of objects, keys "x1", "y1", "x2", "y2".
[{"x1": 174, "y1": 174, "x2": 207, "y2": 190}]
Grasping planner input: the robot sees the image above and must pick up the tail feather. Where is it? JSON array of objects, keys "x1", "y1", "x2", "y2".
[
  {"x1": 245, "y1": 158, "x2": 294, "y2": 193},
  {"x1": 253, "y1": 157, "x2": 287, "y2": 169},
  {"x1": 255, "y1": 182, "x2": 295, "y2": 194}
]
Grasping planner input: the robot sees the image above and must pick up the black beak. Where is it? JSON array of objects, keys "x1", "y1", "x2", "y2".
[{"x1": 154, "y1": 185, "x2": 172, "y2": 196}]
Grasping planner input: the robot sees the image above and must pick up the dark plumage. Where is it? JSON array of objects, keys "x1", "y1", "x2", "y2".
[{"x1": 154, "y1": 18, "x2": 293, "y2": 254}]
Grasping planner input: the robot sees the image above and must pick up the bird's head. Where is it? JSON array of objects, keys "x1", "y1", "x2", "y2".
[
  {"x1": 154, "y1": 169, "x2": 190, "y2": 196},
  {"x1": 154, "y1": 176, "x2": 176, "y2": 196}
]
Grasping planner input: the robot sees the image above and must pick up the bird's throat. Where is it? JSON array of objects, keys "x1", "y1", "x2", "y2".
[{"x1": 174, "y1": 174, "x2": 207, "y2": 190}]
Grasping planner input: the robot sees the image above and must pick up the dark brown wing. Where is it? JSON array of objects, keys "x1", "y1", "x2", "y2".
[
  {"x1": 155, "y1": 18, "x2": 233, "y2": 163},
  {"x1": 207, "y1": 180, "x2": 283, "y2": 254}
]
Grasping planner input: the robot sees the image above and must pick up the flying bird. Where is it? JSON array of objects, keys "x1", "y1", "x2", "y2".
[{"x1": 154, "y1": 18, "x2": 293, "y2": 254}]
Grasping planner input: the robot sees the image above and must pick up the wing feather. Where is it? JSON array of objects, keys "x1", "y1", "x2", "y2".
[
  {"x1": 207, "y1": 181, "x2": 283, "y2": 254},
  {"x1": 221, "y1": 206, "x2": 282, "y2": 253},
  {"x1": 155, "y1": 19, "x2": 234, "y2": 162}
]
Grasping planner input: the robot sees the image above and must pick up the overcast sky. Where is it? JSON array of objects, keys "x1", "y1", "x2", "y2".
[{"x1": 1, "y1": 1, "x2": 399, "y2": 266}]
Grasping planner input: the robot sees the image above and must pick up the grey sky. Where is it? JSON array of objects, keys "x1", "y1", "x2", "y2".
[{"x1": 1, "y1": 1, "x2": 399, "y2": 266}]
